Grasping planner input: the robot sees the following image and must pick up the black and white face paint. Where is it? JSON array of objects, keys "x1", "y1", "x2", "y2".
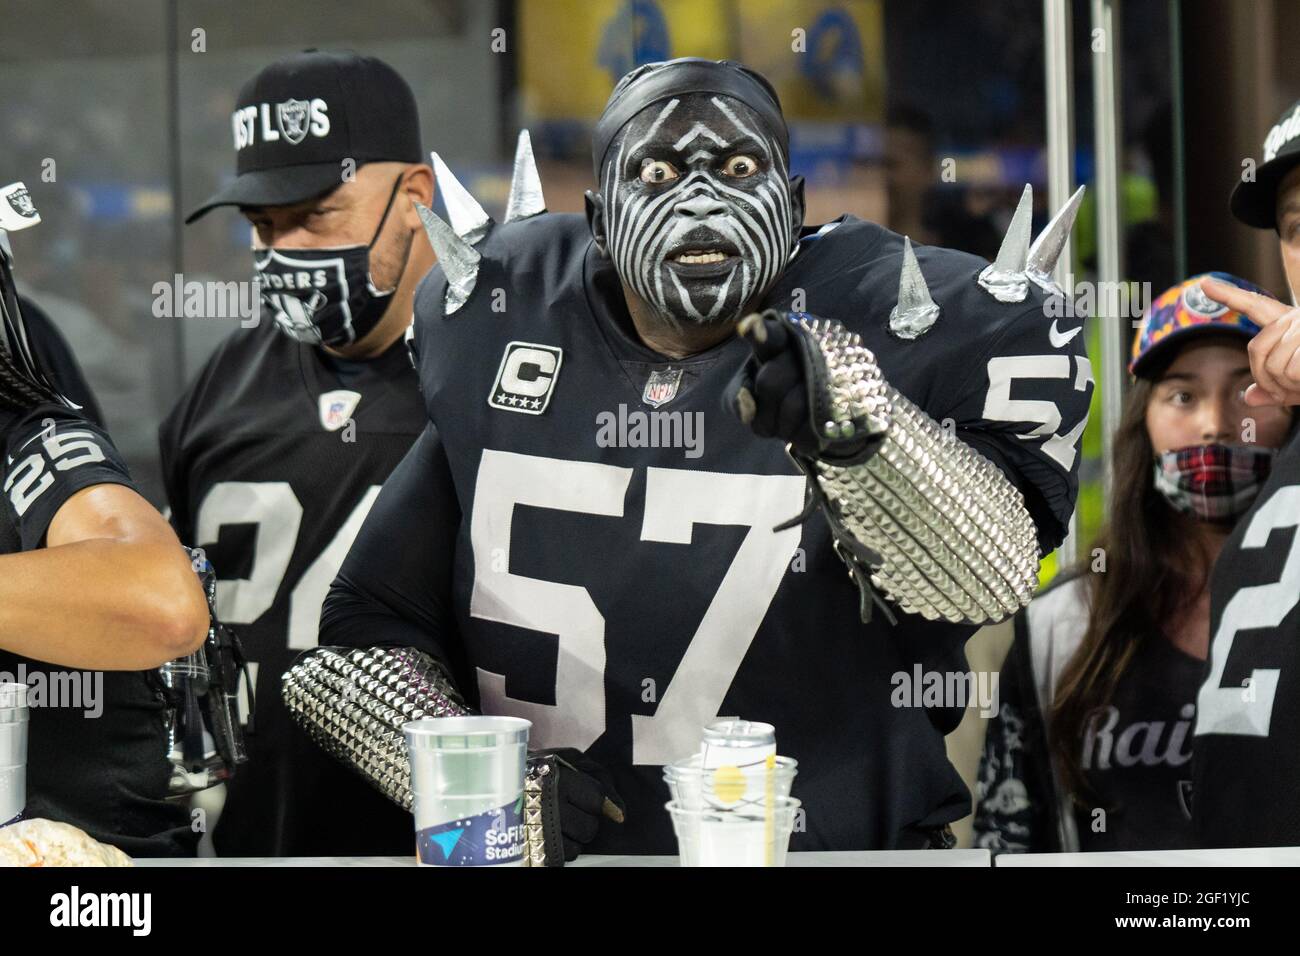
[{"x1": 599, "y1": 93, "x2": 797, "y2": 330}]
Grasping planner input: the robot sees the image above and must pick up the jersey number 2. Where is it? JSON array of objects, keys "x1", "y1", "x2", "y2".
[
  {"x1": 194, "y1": 481, "x2": 381, "y2": 649},
  {"x1": 1195, "y1": 485, "x2": 1300, "y2": 737}
]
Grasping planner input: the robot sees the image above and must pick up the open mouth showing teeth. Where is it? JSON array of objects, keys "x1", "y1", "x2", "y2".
[{"x1": 671, "y1": 249, "x2": 734, "y2": 264}]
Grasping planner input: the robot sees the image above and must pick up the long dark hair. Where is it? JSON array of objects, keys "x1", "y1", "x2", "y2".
[{"x1": 1048, "y1": 375, "x2": 1219, "y2": 799}]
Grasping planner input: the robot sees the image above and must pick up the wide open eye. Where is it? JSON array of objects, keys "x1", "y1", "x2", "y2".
[
  {"x1": 639, "y1": 159, "x2": 679, "y2": 184},
  {"x1": 722, "y1": 154, "x2": 759, "y2": 178}
]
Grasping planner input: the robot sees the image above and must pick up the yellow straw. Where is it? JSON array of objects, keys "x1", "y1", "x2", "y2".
[{"x1": 764, "y1": 754, "x2": 776, "y2": 866}]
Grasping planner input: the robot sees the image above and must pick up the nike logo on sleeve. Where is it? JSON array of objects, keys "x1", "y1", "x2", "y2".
[{"x1": 1049, "y1": 319, "x2": 1083, "y2": 348}]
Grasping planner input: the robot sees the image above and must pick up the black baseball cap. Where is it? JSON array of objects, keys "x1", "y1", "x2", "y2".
[
  {"x1": 1231, "y1": 98, "x2": 1300, "y2": 230},
  {"x1": 185, "y1": 49, "x2": 422, "y2": 224}
]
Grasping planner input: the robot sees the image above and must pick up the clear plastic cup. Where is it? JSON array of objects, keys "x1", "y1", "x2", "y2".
[
  {"x1": 667, "y1": 796, "x2": 801, "y2": 867},
  {"x1": 403, "y1": 716, "x2": 531, "y2": 867},
  {"x1": 663, "y1": 753, "x2": 798, "y2": 811},
  {"x1": 700, "y1": 718, "x2": 776, "y2": 769},
  {"x1": 0, "y1": 682, "x2": 29, "y2": 826}
]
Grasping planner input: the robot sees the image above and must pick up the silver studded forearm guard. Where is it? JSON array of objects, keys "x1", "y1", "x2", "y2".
[
  {"x1": 282, "y1": 646, "x2": 560, "y2": 866},
  {"x1": 794, "y1": 318, "x2": 1039, "y2": 625}
]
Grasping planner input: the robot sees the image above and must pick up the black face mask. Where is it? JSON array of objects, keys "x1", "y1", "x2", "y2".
[{"x1": 254, "y1": 177, "x2": 407, "y2": 347}]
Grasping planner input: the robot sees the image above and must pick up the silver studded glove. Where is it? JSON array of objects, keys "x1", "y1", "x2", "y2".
[
  {"x1": 281, "y1": 645, "x2": 565, "y2": 866},
  {"x1": 733, "y1": 310, "x2": 1039, "y2": 625}
]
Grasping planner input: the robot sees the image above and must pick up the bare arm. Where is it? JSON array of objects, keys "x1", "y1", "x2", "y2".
[{"x1": 0, "y1": 482, "x2": 208, "y2": 671}]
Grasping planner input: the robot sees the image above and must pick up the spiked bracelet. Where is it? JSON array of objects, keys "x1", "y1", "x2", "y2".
[
  {"x1": 282, "y1": 646, "x2": 563, "y2": 866},
  {"x1": 790, "y1": 317, "x2": 1039, "y2": 625}
]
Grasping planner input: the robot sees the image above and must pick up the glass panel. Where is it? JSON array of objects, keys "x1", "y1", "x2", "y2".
[
  {"x1": 0, "y1": 0, "x2": 175, "y2": 501},
  {"x1": 1069, "y1": 0, "x2": 1174, "y2": 555}
]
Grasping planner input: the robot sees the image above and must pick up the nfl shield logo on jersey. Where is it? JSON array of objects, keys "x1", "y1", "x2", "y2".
[
  {"x1": 642, "y1": 367, "x2": 682, "y2": 408},
  {"x1": 319, "y1": 389, "x2": 362, "y2": 431},
  {"x1": 488, "y1": 341, "x2": 562, "y2": 415}
]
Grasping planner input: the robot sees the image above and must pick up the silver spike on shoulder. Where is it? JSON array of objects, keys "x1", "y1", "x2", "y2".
[
  {"x1": 431, "y1": 152, "x2": 491, "y2": 245},
  {"x1": 415, "y1": 201, "x2": 481, "y2": 315},
  {"x1": 977, "y1": 183, "x2": 1034, "y2": 303},
  {"x1": 1026, "y1": 184, "x2": 1085, "y2": 296},
  {"x1": 889, "y1": 237, "x2": 940, "y2": 339},
  {"x1": 504, "y1": 130, "x2": 546, "y2": 223}
]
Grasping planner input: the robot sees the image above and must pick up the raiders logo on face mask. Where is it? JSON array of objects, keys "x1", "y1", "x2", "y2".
[
  {"x1": 255, "y1": 248, "x2": 357, "y2": 346},
  {"x1": 251, "y1": 176, "x2": 408, "y2": 348}
]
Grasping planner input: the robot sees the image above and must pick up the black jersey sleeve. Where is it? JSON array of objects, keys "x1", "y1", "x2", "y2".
[
  {"x1": 2, "y1": 405, "x2": 135, "y2": 551},
  {"x1": 319, "y1": 421, "x2": 464, "y2": 673},
  {"x1": 934, "y1": 298, "x2": 1092, "y2": 555},
  {"x1": 19, "y1": 296, "x2": 105, "y2": 428}
]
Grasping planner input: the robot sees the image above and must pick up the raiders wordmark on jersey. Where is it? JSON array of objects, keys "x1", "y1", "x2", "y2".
[
  {"x1": 323, "y1": 212, "x2": 1094, "y2": 854},
  {"x1": 159, "y1": 322, "x2": 425, "y2": 855}
]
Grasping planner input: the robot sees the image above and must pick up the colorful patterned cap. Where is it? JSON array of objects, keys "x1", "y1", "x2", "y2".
[{"x1": 1129, "y1": 272, "x2": 1272, "y2": 377}]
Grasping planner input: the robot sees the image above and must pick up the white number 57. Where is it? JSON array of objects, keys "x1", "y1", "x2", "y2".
[
  {"x1": 468, "y1": 450, "x2": 805, "y2": 763},
  {"x1": 982, "y1": 354, "x2": 1092, "y2": 471}
]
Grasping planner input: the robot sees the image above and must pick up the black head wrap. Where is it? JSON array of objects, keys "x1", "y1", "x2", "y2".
[{"x1": 591, "y1": 58, "x2": 789, "y2": 178}]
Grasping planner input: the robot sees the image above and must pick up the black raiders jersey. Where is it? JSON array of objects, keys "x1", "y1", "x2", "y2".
[
  {"x1": 1, "y1": 403, "x2": 193, "y2": 856},
  {"x1": 159, "y1": 321, "x2": 426, "y2": 855},
  {"x1": 18, "y1": 295, "x2": 105, "y2": 427},
  {"x1": 1195, "y1": 424, "x2": 1300, "y2": 847},
  {"x1": 323, "y1": 212, "x2": 1093, "y2": 854},
  {"x1": 1076, "y1": 633, "x2": 1201, "y2": 851}
]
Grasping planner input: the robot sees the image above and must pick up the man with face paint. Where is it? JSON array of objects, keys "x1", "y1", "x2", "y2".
[
  {"x1": 1184, "y1": 99, "x2": 1300, "y2": 849},
  {"x1": 158, "y1": 50, "x2": 436, "y2": 856},
  {"x1": 310, "y1": 58, "x2": 1093, "y2": 857},
  {"x1": 590, "y1": 69, "x2": 800, "y2": 346}
]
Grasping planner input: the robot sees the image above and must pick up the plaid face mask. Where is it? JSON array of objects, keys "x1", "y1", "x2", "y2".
[{"x1": 1152, "y1": 443, "x2": 1277, "y2": 524}]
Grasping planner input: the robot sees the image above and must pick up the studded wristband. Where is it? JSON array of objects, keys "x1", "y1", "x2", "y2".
[{"x1": 281, "y1": 645, "x2": 561, "y2": 866}]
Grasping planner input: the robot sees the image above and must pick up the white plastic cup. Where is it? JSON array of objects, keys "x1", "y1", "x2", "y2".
[
  {"x1": 667, "y1": 796, "x2": 801, "y2": 867},
  {"x1": 0, "y1": 682, "x2": 29, "y2": 827},
  {"x1": 403, "y1": 716, "x2": 531, "y2": 867}
]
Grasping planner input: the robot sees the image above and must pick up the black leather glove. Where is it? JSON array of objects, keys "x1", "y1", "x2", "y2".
[
  {"x1": 726, "y1": 310, "x2": 883, "y2": 466},
  {"x1": 540, "y1": 748, "x2": 625, "y2": 862}
]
